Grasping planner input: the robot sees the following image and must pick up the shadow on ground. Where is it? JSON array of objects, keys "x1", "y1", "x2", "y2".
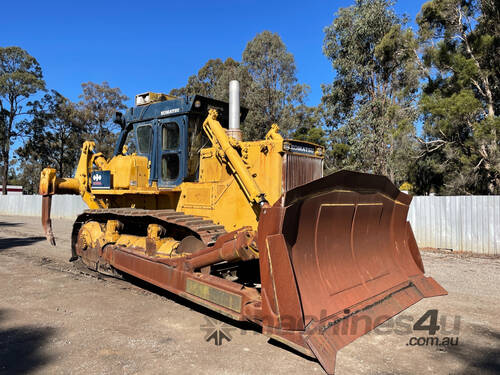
[
  {"x1": 117, "y1": 270, "x2": 319, "y2": 363},
  {"x1": 446, "y1": 324, "x2": 500, "y2": 375},
  {"x1": 0, "y1": 309, "x2": 55, "y2": 374},
  {"x1": 0, "y1": 237, "x2": 46, "y2": 251},
  {"x1": 0, "y1": 222, "x2": 22, "y2": 227},
  {"x1": 120, "y1": 271, "x2": 263, "y2": 333}
]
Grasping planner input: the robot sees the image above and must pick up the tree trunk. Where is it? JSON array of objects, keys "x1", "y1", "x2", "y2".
[
  {"x1": 1, "y1": 152, "x2": 8, "y2": 195},
  {"x1": 2, "y1": 104, "x2": 15, "y2": 195},
  {"x1": 485, "y1": 84, "x2": 495, "y2": 118}
]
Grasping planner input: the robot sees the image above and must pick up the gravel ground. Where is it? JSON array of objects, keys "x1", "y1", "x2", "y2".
[{"x1": 0, "y1": 215, "x2": 499, "y2": 375}]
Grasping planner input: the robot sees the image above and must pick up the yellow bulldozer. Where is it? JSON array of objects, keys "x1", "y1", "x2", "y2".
[{"x1": 39, "y1": 81, "x2": 446, "y2": 374}]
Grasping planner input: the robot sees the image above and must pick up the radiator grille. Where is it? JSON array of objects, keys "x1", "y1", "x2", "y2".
[{"x1": 283, "y1": 153, "x2": 323, "y2": 192}]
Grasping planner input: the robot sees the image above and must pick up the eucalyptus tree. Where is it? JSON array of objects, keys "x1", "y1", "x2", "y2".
[
  {"x1": 242, "y1": 31, "x2": 309, "y2": 140},
  {"x1": 171, "y1": 32, "x2": 312, "y2": 141},
  {"x1": 322, "y1": 0, "x2": 421, "y2": 184},
  {"x1": 16, "y1": 91, "x2": 85, "y2": 193},
  {"x1": 414, "y1": 0, "x2": 499, "y2": 194},
  {"x1": 0, "y1": 46, "x2": 45, "y2": 194},
  {"x1": 78, "y1": 81, "x2": 129, "y2": 159}
]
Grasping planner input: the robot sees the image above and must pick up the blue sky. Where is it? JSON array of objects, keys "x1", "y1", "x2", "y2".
[{"x1": 1, "y1": 0, "x2": 426, "y2": 108}]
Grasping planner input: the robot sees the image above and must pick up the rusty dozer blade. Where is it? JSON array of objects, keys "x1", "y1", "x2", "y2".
[
  {"x1": 42, "y1": 195, "x2": 56, "y2": 246},
  {"x1": 257, "y1": 170, "x2": 446, "y2": 375}
]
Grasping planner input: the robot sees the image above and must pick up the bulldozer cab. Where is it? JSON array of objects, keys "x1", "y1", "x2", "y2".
[{"x1": 113, "y1": 95, "x2": 248, "y2": 188}]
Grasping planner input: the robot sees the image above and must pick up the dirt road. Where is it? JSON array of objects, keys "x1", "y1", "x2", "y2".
[{"x1": 0, "y1": 215, "x2": 499, "y2": 374}]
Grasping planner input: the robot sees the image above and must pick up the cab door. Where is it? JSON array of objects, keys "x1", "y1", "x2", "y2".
[{"x1": 158, "y1": 116, "x2": 186, "y2": 187}]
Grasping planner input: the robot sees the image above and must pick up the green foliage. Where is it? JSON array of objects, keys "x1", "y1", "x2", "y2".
[
  {"x1": 0, "y1": 47, "x2": 44, "y2": 100},
  {"x1": 170, "y1": 57, "x2": 256, "y2": 139},
  {"x1": 291, "y1": 106, "x2": 326, "y2": 146},
  {"x1": 16, "y1": 91, "x2": 85, "y2": 194},
  {"x1": 171, "y1": 31, "x2": 314, "y2": 141},
  {"x1": 13, "y1": 81, "x2": 128, "y2": 193},
  {"x1": 413, "y1": 0, "x2": 499, "y2": 194},
  {"x1": 242, "y1": 31, "x2": 309, "y2": 139},
  {"x1": 321, "y1": 0, "x2": 421, "y2": 184},
  {"x1": 170, "y1": 57, "x2": 252, "y2": 101},
  {"x1": 4, "y1": 1, "x2": 497, "y2": 196},
  {"x1": 0, "y1": 46, "x2": 45, "y2": 194},
  {"x1": 78, "y1": 81, "x2": 128, "y2": 159}
]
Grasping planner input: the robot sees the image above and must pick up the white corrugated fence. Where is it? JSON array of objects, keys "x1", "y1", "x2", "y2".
[
  {"x1": 0, "y1": 194, "x2": 498, "y2": 255},
  {"x1": 407, "y1": 196, "x2": 499, "y2": 255},
  {"x1": 0, "y1": 195, "x2": 87, "y2": 219}
]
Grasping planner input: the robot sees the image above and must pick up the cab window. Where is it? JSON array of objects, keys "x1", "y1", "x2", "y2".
[
  {"x1": 162, "y1": 154, "x2": 179, "y2": 181},
  {"x1": 186, "y1": 115, "x2": 209, "y2": 181},
  {"x1": 162, "y1": 123, "x2": 179, "y2": 150},
  {"x1": 137, "y1": 125, "x2": 152, "y2": 154}
]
